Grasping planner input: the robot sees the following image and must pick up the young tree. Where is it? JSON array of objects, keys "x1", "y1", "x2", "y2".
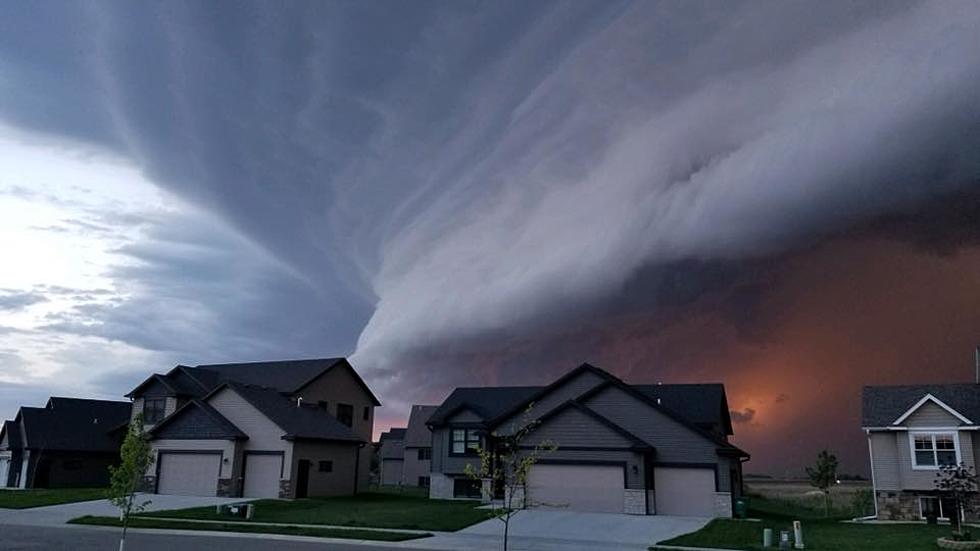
[
  {"x1": 465, "y1": 404, "x2": 557, "y2": 551},
  {"x1": 935, "y1": 463, "x2": 979, "y2": 534},
  {"x1": 805, "y1": 449, "x2": 839, "y2": 517},
  {"x1": 106, "y1": 414, "x2": 155, "y2": 551}
]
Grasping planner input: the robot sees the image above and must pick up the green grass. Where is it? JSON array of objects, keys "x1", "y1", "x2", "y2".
[
  {"x1": 0, "y1": 488, "x2": 108, "y2": 509},
  {"x1": 68, "y1": 515, "x2": 429, "y2": 541},
  {"x1": 139, "y1": 491, "x2": 490, "y2": 532}
]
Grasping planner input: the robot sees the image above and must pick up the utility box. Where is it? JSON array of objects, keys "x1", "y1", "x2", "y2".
[{"x1": 734, "y1": 497, "x2": 749, "y2": 519}]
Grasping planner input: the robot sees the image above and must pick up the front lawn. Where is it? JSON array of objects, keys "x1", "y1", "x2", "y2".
[
  {"x1": 69, "y1": 515, "x2": 429, "y2": 541},
  {"x1": 0, "y1": 488, "x2": 108, "y2": 509},
  {"x1": 139, "y1": 491, "x2": 490, "y2": 532},
  {"x1": 655, "y1": 518, "x2": 951, "y2": 550}
]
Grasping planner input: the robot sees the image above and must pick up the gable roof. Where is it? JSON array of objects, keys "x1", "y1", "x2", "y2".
[
  {"x1": 18, "y1": 398, "x2": 131, "y2": 452},
  {"x1": 863, "y1": 384, "x2": 980, "y2": 427},
  {"x1": 148, "y1": 399, "x2": 248, "y2": 441},
  {"x1": 634, "y1": 384, "x2": 734, "y2": 435},
  {"x1": 427, "y1": 386, "x2": 542, "y2": 426},
  {"x1": 211, "y1": 382, "x2": 364, "y2": 444},
  {"x1": 378, "y1": 428, "x2": 407, "y2": 459},
  {"x1": 0, "y1": 420, "x2": 22, "y2": 450},
  {"x1": 380, "y1": 428, "x2": 407, "y2": 442},
  {"x1": 404, "y1": 405, "x2": 438, "y2": 447}
]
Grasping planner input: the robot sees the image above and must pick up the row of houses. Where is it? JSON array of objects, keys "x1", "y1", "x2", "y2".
[{"x1": 2, "y1": 357, "x2": 760, "y2": 518}]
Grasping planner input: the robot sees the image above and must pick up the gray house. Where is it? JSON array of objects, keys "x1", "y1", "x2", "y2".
[
  {"x1": 404, "y1": 405, "x2": 437, "y2": 489},
  {"x1": 0, "y1": 398, "x2": 131, "y2": 489},
  {"x1": 127, "y1": 358, "x2": 380, "y2": 499},
  {"x1": 863, "y1": 384, "x2": 980, "y2": 521},
  {"x1": 378, "y1": 428, "x2": 406, "y2": 486},
  {"x1": 426, "y1": 363, "x2": 748, "y2": 517}
]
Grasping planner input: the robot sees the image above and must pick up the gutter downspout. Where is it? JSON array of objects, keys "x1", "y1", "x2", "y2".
[
  {"x1": 866, "y1": 428, "x2": 879, "y2": 520},
  {"x1": 354, "y1": 444, "x2": 363, "y2": 495}
]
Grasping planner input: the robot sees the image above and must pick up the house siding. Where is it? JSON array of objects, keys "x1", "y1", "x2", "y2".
[
  {"x1": 522, "y1": 407, "x2": 636, "y2": 449},
  {"x1": 583, "y1": 385, "x2": 730, "y2": 491},
  {"x1": 207, "y1": 388, "x2": 292, "y2": 484},
  {"x1": 903, "y1": 402, "x2": 964, "y2": 427},
  {"x1": 494, "y1": 370, "x2": 606, "y2": 433},
  {"x1": 431, "y1": 426, "x2": 481, "y2": 475},
  {"x1": 403, "y1": 448, "x2": 431, "y2": 487},
  {"x1": 290, "y1": 440, "x2": 360, "y2": 497},
  {"x1": 870, "y1": 432, "x2": 902, "y2": 490},
  {"x1": 446, "y1": 409, "x2": 482, "y2": 423}
]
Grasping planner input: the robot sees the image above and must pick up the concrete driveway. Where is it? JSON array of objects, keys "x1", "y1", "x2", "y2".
[
  {"x1": 408, "y1": 510, "x2": 711, "y2": 551},
  {"x1": 0, "y1": 493, "x2": 253, "y2": 527}
]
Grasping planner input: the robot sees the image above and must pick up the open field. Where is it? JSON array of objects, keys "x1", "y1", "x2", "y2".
[{"x1": 745, "y1": 479, "x2": 873, "y2": 519}]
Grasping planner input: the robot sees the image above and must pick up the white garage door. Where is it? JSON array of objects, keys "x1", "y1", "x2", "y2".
[
  {"x1": 654, "y1": 467, "x2": 716, "y2": 517},
  {"x1": 528, "y1": 464, "x2": 624, "y2": 513},
  {"x1": 157, "y1": 453, "x2": 220, "y2": 496},
  {"x1": 243, "y1": 453, "x2": 283, "y2": 498}
]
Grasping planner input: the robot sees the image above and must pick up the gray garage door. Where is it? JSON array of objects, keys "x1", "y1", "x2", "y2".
[
  {"x1": 527, "y1": 464, "x2": 624, "y2": 513},
  {"x1": 654, "y1": 467, "x2": 716, "y2": 517},
  {"x1": 157, "y1": 453, "x2": 220, "y2": 496},
  {"x1": 243, "y1": 453, "x2": 283, "y2": 498},
  {"x1": 381, "y1": 459, "x2": 403, "y2": 486}
]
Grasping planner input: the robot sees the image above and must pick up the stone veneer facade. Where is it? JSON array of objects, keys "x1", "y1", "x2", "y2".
[
  {"x1": 714, "y1": 492, "x2": 733, "y2": 517},
  {"x1": 876, "y1": 491, "x2": 980, "y2": 521},
  {"x1": 278, "y1": 479, "x2": 292, "y2": 499},
  {"x1": 217, "y1": 478, "x2": 235, "y2": 497},
  {"x1": 623, "y1": 489, "x2": 647, "y2": 514}
]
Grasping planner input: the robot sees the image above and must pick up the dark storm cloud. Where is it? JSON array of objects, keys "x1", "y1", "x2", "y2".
[
  {"x1": 730, "y1": 408, "x2": 756, "y2": 425},
  {"x1": 2, "y1": 1, "x2": 980, "y2": 465}
]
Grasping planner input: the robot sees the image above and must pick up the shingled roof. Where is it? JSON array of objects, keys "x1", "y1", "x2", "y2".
[
  {"x1": 635, "y1": 384, "x2": 734, "y2": 435},
  {"x1": 17, "y1": 398, "x2": 131, "y2": 452},
  {"x1": 378, "y1": 428, "x2": 406, "y2": 459},
  {"x1": 862, "y1": 383, "x2": 980, "y2": 427},
  {"x1": 218, "y1": 382, "x2": 364, "y2": 443},
  {"x1": 427, "y1": 386, "x2": 542, "y2": 426},
  {"x1": 0, "y1": 420, "x2": 22, "y2": 449}
]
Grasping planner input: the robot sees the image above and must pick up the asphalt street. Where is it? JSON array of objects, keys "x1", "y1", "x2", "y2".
[{"x1": 0, "y1": 524, "x2": 435, "y2": 551}]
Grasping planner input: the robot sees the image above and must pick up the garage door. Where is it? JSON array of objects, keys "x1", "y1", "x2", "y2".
[
  {"x1": 243, "y1": 453, "x2": 283, "y2": 498},
  {"x1": 157, "y1": 453, "x2": 220, "y2": 496},
  {"x1": 654, "y1": 467, "x2": 716, "y2": 516},
  {"x1": 528, "y1": 464, "x2": 624, "y2": 513}
]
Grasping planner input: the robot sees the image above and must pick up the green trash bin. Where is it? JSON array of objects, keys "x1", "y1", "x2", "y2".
[{"x1": 734, "y1": 497, "x2": 749, "y2": 519}]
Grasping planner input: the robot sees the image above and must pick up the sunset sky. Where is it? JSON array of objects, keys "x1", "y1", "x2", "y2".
[{"x1": 1, "y1": 1, "x2": 979, "y2": 476}]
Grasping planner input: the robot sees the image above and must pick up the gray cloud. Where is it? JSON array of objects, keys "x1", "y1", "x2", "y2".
[
  {"x1": 0, "y1": 289, "x2": 48, "y2": 311},
  {"x1": 730, "y1": 408, "x2": 756, "y2": 425}
]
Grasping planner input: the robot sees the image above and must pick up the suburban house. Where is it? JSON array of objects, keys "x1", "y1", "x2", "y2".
[
  {"x1": 404, "y1": 405, "x2": 437, "y2": 489},
  {"x1": 0, "y1": 397, "x2": 131, "y2": 489},
  {"x1": 378, "y1": 428, "x2": 406, "y2": 486},
  {"x1": 863, "y1": 384, "x2": 980, "y2": 521},
  {"x1": 426, "y1": 363, "x2": 748, "y2": 517},
  {"x1": 126, "y1": 358, "x2": 380, "y2": 499}
]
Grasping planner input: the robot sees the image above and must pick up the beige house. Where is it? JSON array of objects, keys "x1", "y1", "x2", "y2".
[{"x1": 127, "y1": 358, "x2": 380, "y2": 499}]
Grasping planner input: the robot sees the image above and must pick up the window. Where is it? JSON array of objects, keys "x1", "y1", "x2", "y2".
[
  {"x1": 418, "y1": 447, "x2": 432, "y2": 461},
  {"x1": 418, "y1": 476, "x2": 430, "y2": 488},
  {"x1": 363, "y1": 406, "x2": 370, "y2": 421},
  {"x1": 911, "y1": 432, "x2": 959, "y2": 469},
  {"x1": 318, "y1": 460, "x2": 333, "y2": 473},
  {"x1": 337, "y1": 403, "x2": 354, "y2": 427},
  {"x1": 453, "y1": 478, "x2": 482, "y2": 498},
  {"x1": 318, "y1": 400, "x2": 328, "y2": 411},
  {"x1": 143, "y1": 398, "x2": 166, "y2": 424},
  {"x1": 450, "y1": 429, "x2": 480, "y2": 455},
  {"x1": 920, "y1": 496, "x2": 959, "y2": 521}
]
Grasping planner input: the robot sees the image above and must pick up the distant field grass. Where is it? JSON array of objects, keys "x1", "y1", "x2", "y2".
[{"x1": 744, "y1": 480, "x2": 873, "y2": 519}]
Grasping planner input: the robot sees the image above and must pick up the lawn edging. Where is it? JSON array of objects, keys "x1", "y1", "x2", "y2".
[{"x1": 68, "y1": 515, "x2": 431, "y2": 542}]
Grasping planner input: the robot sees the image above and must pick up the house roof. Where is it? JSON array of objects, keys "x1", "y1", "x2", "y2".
[
  {"x1": 862, "y1": 384, "x2": 980, "y2": 427},
  {"x1": 19, "y1": 398, "x2": 131, "y2": 452},
  {"x1": 379, "y1": 429, "x2": 406, "y2": 459},
  {"x1": 634, "y1": 384, "x2": 734, "y2": 435},
  {"x1": 128, "y1": 358, "x2": 381, "y2": 405},
  {"x1": 404, "y1": 405, "x2": 438, "y2": 447},
  {"x1": 216, "y1": 382, "x2": 364, "y2": 443},
  {"x1": 148, "y1": 399, "x2": 248, "y2": 441},
  {"x1": 380, "y1": 428, "x2": 407, "y2": 442},
  {"x1": 427, "y1": 386, "x2": 542, "y2": 426},
  {"x1": 0, "y1": 420, "x2": 22, "y2": 450}
]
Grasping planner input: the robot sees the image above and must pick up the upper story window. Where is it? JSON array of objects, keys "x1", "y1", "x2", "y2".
[
  {"x1": 143, "y1": 398, "x2": 166, "y2": 425},
  {"x1": 911, "y1": 432, "x2": 959, "y2": 469},
  {"x1": 450, "y1": 429, "x2": 480, "y2": 456},
  {"x1": 337, "y1": 403, "x2": 354, "y2": 427},
  {"x1": 418, "y1": 447, "x2": 432, "y2": 461}
]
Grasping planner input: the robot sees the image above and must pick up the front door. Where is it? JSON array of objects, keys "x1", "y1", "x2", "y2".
[{"x1": 296, "y1": 459, "x2": 311, "y2": 498}]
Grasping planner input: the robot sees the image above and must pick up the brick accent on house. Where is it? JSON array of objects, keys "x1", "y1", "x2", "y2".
[
  {"x1": 714, "y1": 492, "x2": 733, "y2": 517},
  {"x1": 876, "y1": 491, "x2": 920, "y2": 520},
  {"x1": 217, "y1": 478, "x2": 235, "y2": 497},
  {"x1": 624, "y1": 489, "x2": 647, "y2": 514},
  {"x1": 278, "y1": 479, "x2": 292, "y2": 499},
  {"x1": 139, "y1": 475, "x2": 156, "y2": 493}
]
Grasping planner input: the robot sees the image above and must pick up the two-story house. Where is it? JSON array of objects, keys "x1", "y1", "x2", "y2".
[
  {"x1": 403, "y1": 405, "x2": 437, "y2": 489},
  {"x1": 863, "y1": 384, "x2": 980, "y2": 521},
  {"x1": 426, "y1": 363, "x2": 748, "y2": 517},
  {"x1": 378, "y1": 428, "x2": 406, "y2": 486},
  {"x1": 126, "y1": 358, "x2": 380, "y2": 499}
]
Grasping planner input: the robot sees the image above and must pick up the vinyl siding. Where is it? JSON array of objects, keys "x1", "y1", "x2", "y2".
[
  {"x1": 207, "y1": 388, "x2": 291, "y2": 482},
  {"x1": 431, "y1": 427, "x2": 481, "y2": 475},
  {"x1": 290, "y1": 440, "x2": 360, "y2": 497},
  {"x1": 446, "y1": 409, "x2": 482, "y2": 423},
  {"x1": 583, "y1": 385, "x2": 730, "y2": 490},
  {"x1": 903, "y1": 402, "x2": 964, "y2": 427},
  {"x1": 521, "y1": 406, "x2": 635, "y2": 449},
  {"x1": 894, "y1": 430, "x2": 975, "y2": 490},
  {"x1": 870, "y1": 432, "x2": 901, "y2": 490},
  {"x1": 403, "y1": 448, "x2": 431, "y2": 487},
  {"x1": 495, "y1": 370, "x2": 605, "y2": 433}
]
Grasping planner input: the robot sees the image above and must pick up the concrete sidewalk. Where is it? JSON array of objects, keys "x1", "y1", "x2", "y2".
[{"x1": 0, "y1": 493, "x2": 254, "y2": 527}]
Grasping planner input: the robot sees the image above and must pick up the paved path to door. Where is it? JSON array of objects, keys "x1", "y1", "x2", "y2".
[{"x1": 0, "y1": 493, "x2": 252, "y2": 527}]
